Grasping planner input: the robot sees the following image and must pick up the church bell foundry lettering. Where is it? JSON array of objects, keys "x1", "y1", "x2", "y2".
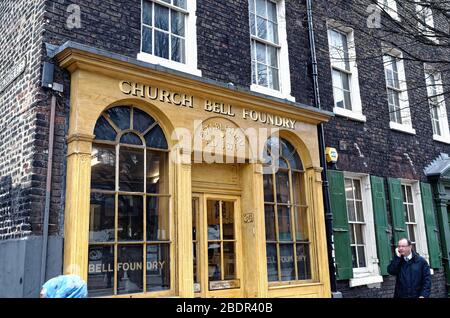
[
  {"x1": 89, "y1": 261, "x2": 166, "y2": 274},
  {"x1": 120, "y1": 81, "x2": 194, "y2": 108},
  {"x1": 120, "y1": 81, "x2": 297, "y2": 129}
]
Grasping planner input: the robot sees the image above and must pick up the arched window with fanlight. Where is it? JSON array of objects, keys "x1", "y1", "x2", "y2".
[
  {"x1": 88, "y1": 106, "x2": 170, "y2": 297},
  {"x1": 263, "y1": 137, "x2": 312, "y2": 283}
]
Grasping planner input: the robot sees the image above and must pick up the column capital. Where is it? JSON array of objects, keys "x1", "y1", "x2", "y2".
[{"x1": 67, "y1": 133, "x2": 95, "y2": 156}]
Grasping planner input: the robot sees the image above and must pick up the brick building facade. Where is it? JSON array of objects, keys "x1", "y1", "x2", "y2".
[{"x1": 0, "y1": 0, "x2": 448, "y2": 298}]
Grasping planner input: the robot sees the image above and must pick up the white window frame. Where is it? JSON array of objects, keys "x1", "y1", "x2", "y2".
[
  {"x1": 382, "y1": 47, "x2": 416, "y2": 135},
  {"x1": 344, "y1": 172, "x2": 383, "y2": 288},
  {"x1": 400, "y1": 180, "x2": 431, "y2": 273},
  {"x1": 249, "y1": 0, "x2": 295, "y2": 102},
  {"x1": 378, "y1": 0, "x2": 400, "y2": 21},
  {"x1": 327, "y1": 21, "x2": 366, "y2": 123},
  {"x1": 138, "y1": 0, "x2": 202, "y2": 77},
  {"x1": 424, "y1": 65, "x2": 450, "y2": 144},
  {"x1": 416, "y1": 3, "x2": 438, "y2": 43}
]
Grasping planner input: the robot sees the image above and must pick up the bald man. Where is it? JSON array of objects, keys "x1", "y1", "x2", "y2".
[{"x1": 387, "y1": 238, "x2": 431, "y2": 298}]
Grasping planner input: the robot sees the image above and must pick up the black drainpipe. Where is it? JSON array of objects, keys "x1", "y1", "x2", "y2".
[{"x1": 306, "y1": 0, "x2": 338, "y2": 295}]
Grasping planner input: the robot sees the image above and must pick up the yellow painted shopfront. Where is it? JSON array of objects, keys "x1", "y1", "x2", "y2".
[{"x1": 55, "y1": 44, "x2": 332, "y2": 298}]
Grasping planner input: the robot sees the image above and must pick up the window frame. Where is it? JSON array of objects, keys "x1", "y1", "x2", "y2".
[
  {"x1": 416, "y1": 4, "x2": 438, "y2": 43},
  {"x1": 400, "y1": 180, "x2": 431, "y2": 268},
  {"x1": 88, "y1": 106, "x2": 173, "y2": 297},
  {"x1": 327, "y1": 22, "x2": 366, "y2": 122},
  {"x1": 138, "y1": 0, "x2": 202, "y2": 76},
  {"x1": 263, "y1": 138, "x2": 314, "y2": 286},
  {"x1": 344, "y1": 173, "x2": 383, "y2": 287},
  {"x1": 249, "y1": 0, "x2": 295, "y2": 102},
  {"x1": 424, "y1": 66, "x2": 450, "y2": 144},
  {"x1": 382, "y1": 47, "x2": 416, "y2": 135},
  {"x1": 378, "y1": 0, "x2": 400, "y2": 21}
]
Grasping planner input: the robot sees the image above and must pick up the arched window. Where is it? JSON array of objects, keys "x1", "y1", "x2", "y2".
[
  {"x1": 263, "y1": 137, "x2": 311, "y2": 282},
  {"x1": 88, "y1": 106, "x2": 170, "y2": 297}
]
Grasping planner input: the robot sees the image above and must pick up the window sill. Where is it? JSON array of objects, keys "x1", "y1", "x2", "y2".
[
  {"x1": 349, "y1": 274, "x2": 383, "y2": 288},
  {"x1": 250, "y1": 84, "x2": 296, "y2": 102},
  {"x1": 333, "y1": 107, "x2": 367, "y2": 122},
  {"x1": 389, "y1": 122, "x2": 416, "y2": 135},
  {"x1": 433, "y1": 134, "x2": 450, "y2": 145},
  {"x1": 137, "y1": 52, "x2": 202, "y2": 77}
]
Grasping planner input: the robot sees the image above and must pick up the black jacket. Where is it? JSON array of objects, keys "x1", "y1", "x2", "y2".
[{"x1": 387, "y1": 251, "x2": 431, "y2": 298}]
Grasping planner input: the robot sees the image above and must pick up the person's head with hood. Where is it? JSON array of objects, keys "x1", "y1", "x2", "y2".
[{"x1": 40, "y1": 275, "x2": 88, "y2": 298}]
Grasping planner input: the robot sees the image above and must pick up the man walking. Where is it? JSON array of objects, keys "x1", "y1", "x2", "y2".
[{"x1": 387, "y1": 238, "x2": 431, "y2": 298}]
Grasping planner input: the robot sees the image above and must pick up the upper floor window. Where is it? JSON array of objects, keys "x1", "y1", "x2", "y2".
[
  {"x1": 249, "y1": 0, "x2": 294, "y2": 101},
  {"x1": 250, "y1": 0, "x2": 280, "y2": 91},
  {"x1": 383, "y1": 49, "x2": 415, "y2": 134},
  {"x1": 379, "y1": 0, "x2": 399, "y2": 20},
  {"x1": 416, "y1": 4, "x2": 436, "y2": 41},
  {"x1": 139, "y1": 0, "x2": 201, "y2": 76},
  {"x1": 424, "y1": 68, "x2": 450, "y2": 143},
  {"x1": 327, "y1": 25, "x2": 365, "y2": 122}
]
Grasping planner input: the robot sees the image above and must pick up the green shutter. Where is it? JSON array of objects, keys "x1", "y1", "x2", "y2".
[
  {"x1": 327, "y1": 170, "x2": 353, "y2": 280},
  {"x1": 388, "y1": 178, "x2": 406, "y2": 244},
  {"x1": 420, "y1": 182, "x2": 442, "y2": 269},
  {"x1": 371, "y1": 176, "x2": 391, "y2": 276}
]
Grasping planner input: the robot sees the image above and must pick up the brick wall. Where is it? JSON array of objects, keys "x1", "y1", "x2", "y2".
[
  {"x1": 0, "y1": 0, "x2": 46, "y2": 240},
  {"x1": 1, "y1": 0, "x2": 448, "y2": 297},
  {"x1": 313, "y1": 0, "x2": 450, "y2": 297}
]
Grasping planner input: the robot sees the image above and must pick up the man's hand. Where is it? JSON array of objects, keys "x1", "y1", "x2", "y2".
[{"x1": 395, "y1": 247, "x2": 401, "y2": 257}]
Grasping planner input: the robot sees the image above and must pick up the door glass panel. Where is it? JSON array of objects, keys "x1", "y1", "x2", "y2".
[
  {"x1": 208, "y1": 243, "x2": 221, "y2": 281},
  {"x1": 222, "y1": 201, "x2": 234, "y2": 240},
  {"x1": 223, "y1": 242, "x2": 236, "y2": 280},
  {"x1": 207, "y1": 200, "x2": 221, "y2": 240}
]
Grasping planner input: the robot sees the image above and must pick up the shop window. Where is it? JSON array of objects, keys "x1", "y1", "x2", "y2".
[
  {"x1": 263, "y1": 137, "x2": 311, "y2": 283},
  {"x1": 89, "y1": 106, "x2": 170, "y2": 297}
]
